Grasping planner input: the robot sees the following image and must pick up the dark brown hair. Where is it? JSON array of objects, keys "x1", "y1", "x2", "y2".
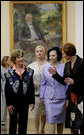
[{"x1": 62, "y1": 43, "x2": 76, "y2": 56}]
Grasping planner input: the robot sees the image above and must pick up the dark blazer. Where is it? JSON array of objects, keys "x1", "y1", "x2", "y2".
[
  {"x1": 52, "y1": 55, "x2": 83, "y2": 100},
  {"x1": 19, "y1": 22, "x2": 45, "y2": 42},
  {"x1": 5, "y1": 67, "x2": 35, "y2": 108}
]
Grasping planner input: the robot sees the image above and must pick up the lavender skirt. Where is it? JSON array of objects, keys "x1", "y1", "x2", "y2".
[{"x1": 45, "y1": 97, "x2": 66, "y2": 123}]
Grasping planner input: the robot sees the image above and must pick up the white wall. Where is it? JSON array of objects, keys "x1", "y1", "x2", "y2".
[
  {"x1": 1, "y1": 1, "x2": 10, "y2": 58},
  {"x1": 76, "y1": 1, "x2": 83, "y2": 58},
  {"x1": 67, "y1": 1, "x2": 76, "y2": 44}
]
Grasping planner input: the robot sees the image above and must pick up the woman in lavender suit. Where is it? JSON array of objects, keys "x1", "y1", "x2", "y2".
[{"x1": 40, "y1": 47, "x2": 67, "y2": 134}]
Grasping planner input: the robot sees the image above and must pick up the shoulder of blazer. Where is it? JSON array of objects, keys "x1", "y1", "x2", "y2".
[
  {"x1": 65, "y1": 60, "x2": 71, "y2": 69},
  {"x1": 76, "y1": 55, "x2": 83, "y2": 65},
  {"x1": 26, "y1": 67, "x2": 34, "y2": 76},
  {"x1": 5, "y1": 67, "x2": 13, "y2": 78},
  {"x1": 4, "y1": 67, "x2": 16, "y2": 86}
]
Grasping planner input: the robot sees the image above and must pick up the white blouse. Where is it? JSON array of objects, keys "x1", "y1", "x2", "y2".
[{"x1": 28, "y1": 60, "x2": 47, "y2": 95}]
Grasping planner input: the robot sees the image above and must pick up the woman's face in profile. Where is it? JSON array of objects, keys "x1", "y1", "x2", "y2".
[
  {"x1": 62, "y1": 50, "x2": 71, "y2": 61},
  {"x1": 35, "y1": 47, "x2": 45, "y2": 59},
  {"x1": 49, "y1": 50, "x2": 57, "y2": 63},
  {"x1": 4, "y1": 57, "x2": 11, "y2": 66},
  {"x1": 6, "y1": 57, "x2": 11, "y2": 66}
]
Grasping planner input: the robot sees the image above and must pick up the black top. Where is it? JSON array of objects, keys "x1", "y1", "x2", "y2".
[
  {"x1": 5, "y1": 67, "x2": 35, "y2": 109},
  {"x1": 52, "y1": 55, "x2": 83, "y2": 100}
]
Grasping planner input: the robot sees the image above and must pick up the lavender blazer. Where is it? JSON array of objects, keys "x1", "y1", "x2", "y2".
[{"x1": 40, "y1": 62, "x2": 67, "y2": 100}]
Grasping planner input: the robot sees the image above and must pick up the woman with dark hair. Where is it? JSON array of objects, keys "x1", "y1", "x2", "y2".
[
  {"x1": 1, "y1": 56, "x2": 11, "y2": 125},
  {"x1": 49, "y1": 43, "x2": 83, "y2": 134},
  {"x1": 40, "y1": 47, "x2": 67, "y2": 134}
]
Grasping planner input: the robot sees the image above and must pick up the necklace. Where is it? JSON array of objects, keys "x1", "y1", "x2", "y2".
[{"x1": 16, "y1": 67, "x2": 22, "y2": 74}]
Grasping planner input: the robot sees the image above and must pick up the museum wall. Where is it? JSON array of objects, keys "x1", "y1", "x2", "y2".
[{"x1": 1, "y1": 1, "x2": 83, "y2": 59}]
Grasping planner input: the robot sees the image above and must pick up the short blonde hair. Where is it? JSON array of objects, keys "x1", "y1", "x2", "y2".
[
  {"x1": 11, "y1": 49, "x2": 24, "y2": 64},
  {"x1": 35, "y1": 45, "x2": 45, "y2": 54}
]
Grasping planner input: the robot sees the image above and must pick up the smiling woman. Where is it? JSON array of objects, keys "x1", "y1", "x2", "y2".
[
  {"x1": 5, "y1": 49, "x2": 35, "y2": 134},
  {"x1": 10, "y1": 49, "x2": 24, "y2": 64},
  {"x1": 40, "y1": 47, "x2": 67, "y2": 134}
]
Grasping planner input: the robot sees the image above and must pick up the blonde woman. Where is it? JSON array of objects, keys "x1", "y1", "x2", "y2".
[{"x1": 28, "y1": 45, "x2": 47, "y2": 134}]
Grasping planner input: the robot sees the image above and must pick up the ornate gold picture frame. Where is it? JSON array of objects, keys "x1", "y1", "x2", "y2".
[{"x1": 9, "y1": 1, "x2": 67, "y2": 65}]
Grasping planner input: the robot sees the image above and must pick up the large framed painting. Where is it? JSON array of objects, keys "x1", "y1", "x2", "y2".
[{"x1": 9, "y1": 1, "x2": 67, "y2": 66}]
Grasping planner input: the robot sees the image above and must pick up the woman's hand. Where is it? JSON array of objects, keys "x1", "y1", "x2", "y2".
[
  {"x1": 48, "y1": 67, "x2": 56, "y2": 75},
  {"x1": 40, "y1": 98, "x2": 45, "y2": 104},
  {"x1": 29, "y1": 104, "x2": 35, "y2": 111},
  {"x1": 66, "y1": 100, "x2": 69, "y2": 108},
  {"x1": 34, "y1": 84, "x2": 40, "y2": 90},
  {"x1": 7, "y1": 105, "x2": 15, "y2": 115},
  {"x1": 64, "y1": 77, "x2": 74, "y2": 85}
]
